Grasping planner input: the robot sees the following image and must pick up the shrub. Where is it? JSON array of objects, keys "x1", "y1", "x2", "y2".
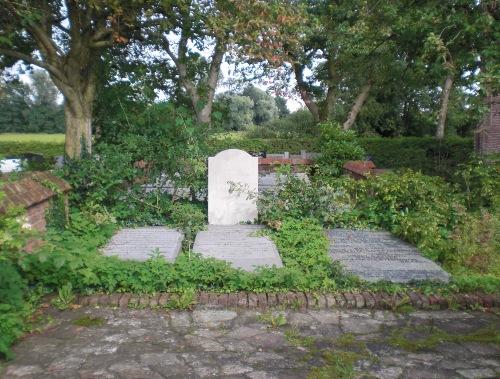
[
  {"x1": 315, "y1": 122, "x2": 365, "y2": 178},
  {"x1": 339, "y1": 170, "x2": 461, "y2": 262},
  {"x1": 454, "y1": 155, "x2": 500, "y2": 210},
  {"x1": 257, "y1": 166, "x2": 361, "y2": 228},
  {"x1": 169, "y1": 202, "x2": 206, "y2": 247}
]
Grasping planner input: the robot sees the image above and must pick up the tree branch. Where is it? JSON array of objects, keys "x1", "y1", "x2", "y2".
[{"x1": 0, "y1": 48, "x2": 65, "y2": 81}]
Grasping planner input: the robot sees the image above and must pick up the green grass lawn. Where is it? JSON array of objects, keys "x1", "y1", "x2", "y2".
[{"x1": 0, "y1": 133, "x2": 65, "y2": 143}]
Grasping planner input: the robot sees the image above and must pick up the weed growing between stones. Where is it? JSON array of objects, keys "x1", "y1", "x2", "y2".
[
  {"x1": 258, "y1": 311, "x2": 287, "y2": 328},
  {"x1": 72, "y1": 316, "x2": 105, "y2": 327},
  {"x1": 163, "y1": 289, "x2": 196, "y2": 310},
  {"x1": 307, "y1": 351, "x2": 360, "y2": 379},
  {"x1": 388, "y1": 324, "x2": 500, "y2": 352}
]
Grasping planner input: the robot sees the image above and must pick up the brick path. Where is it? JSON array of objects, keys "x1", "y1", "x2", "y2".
[{"x1": 2, "y1": 307, "x2": 499, "y2": 378}]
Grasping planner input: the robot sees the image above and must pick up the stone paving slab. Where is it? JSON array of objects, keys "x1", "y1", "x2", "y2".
[
  {"x1": 2, "y1": 307, "x2": 499, "y2": 379},
  {"x1": 193, "y1": 225, "x2": 283, "y2": 271},
  {"x1": 327, "y1": 229, "x2": 450, "y2": 283},
  {"x1": 103, "y1": 227, "x2": 183, "y2": 262}
]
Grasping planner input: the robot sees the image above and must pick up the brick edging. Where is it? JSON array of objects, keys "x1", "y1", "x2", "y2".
[{"x1": 74, "y1": 291, "x2": 500, "y2": 311}]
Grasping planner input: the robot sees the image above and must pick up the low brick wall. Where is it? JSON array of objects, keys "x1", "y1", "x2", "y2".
[{"x1": 76, "y1": 291, "x2": 500, "y2": 311}]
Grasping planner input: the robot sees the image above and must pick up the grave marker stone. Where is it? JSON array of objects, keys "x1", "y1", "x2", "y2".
[
  {"x1": 327, "y1": 229, "x2": 449, "y2": 282},
  {"x1": 193, "y1": 225, "x2": 283, "y2": 271},
  {"x1": 103, "y1": 227, "x2": 183, "y2": 262},
  {"x1": 208, "y1": 149, "x2": 258, "y2": 225}
]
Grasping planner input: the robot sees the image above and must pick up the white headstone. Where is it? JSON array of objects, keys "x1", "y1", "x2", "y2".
[{"x1": 208, "y1": 149, "x2": 258, "y2": 225}]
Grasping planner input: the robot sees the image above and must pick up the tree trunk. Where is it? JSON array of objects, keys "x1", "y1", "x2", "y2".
[
  {"x1": 342, "y1": 81, "x2": 372, "y2": 130},
  {"x1": 436, "y1": 74, "x2": 454, "y2": 139},
  {"x1": 64, "y1": 101, "x2": 93, "y2": 159},
  {"x1": 293, "y1": 63, "x2": 320, "y2": 123},
  {"x1": 319, "y1": 87, "x2": 336, "y2": 122},
  {"x1": 196, "y1": 103, "x2": 213, "y2": 124}
]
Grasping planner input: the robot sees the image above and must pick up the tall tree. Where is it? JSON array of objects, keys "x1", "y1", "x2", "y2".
[
  {"x1": 139, "y1": 0, "x2": 301, "y2": 125},
  {"x1": 282, "y1": 0, "x2": 399, "y2": 126},
  {"x1": 242, "y1": 85, "x2": 279, "y2": 125},
  {"x1": 0, "y1": 1, "x2": 142, "y2": 158}
]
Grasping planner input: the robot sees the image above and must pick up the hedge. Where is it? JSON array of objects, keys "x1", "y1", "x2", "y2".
[
  {"x1": 359, "y1": 136, "x2": 473, "y2": 178},
  {"x1": 1, "y1": 135, "x2": 473, "y2": 178},
  {"x1": 209, "y1": 135, "x2": 473, "y2": 178},
  {"x1": 207, "y1": 137, "x2": 318, "y2": 155}
]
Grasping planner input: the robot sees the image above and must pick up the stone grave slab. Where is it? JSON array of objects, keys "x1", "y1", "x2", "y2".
[
  {"x1": 208, "y1": 149, "x2": 258, "y2": 225},
  {"x1": 103, "y1": 227, "x2": 183, "y2": 262},
  {"x1": 193, "y1": 225, "x2": 283, "y2": 271},
  {"x1": 327, "y1": 229, "x2": 450, "y2": 283},
  {"x1": 259, "y1": 172, "x2": 309, "y2": 193}
]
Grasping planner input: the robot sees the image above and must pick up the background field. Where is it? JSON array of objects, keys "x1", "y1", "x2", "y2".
[{"x1": 0, "y1": 133, "x2": 65, "y2": 143}]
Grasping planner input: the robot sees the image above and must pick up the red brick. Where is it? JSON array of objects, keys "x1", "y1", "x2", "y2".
[
  {"x1": 158, "y1": 293, "x2": 171, "y2": 306},
  {"x1": 109, "y1": 294, "x2": 122, "y2": 307},
  {"x1": 217, "y1": 293, "x2": 229, "y2": 307},
  {"x1": 353, "y1": 293, "x2": 365, "y2": 308},
  {"x1": 98, "y1": 294, "x2": 110, "y2": 306},
  {"x1": 227, "y1": 293, "x2": 239, "y2": 307},
  {"x1": 295, "y1": 293, "x2": 307, "y2": 310},
  {"x1": 343, "y1": 293, "x2": 356, "y2": 308},
  {"x1": 316, "y1": 294, "x2": 328, "y2": 309},
  {"x1": 238, "y1": 292, "x2": 248, "y2": 308},
  {"x1": 362, "y1": 292, "x2": 375, "y2": 308},
  {"x1": 334, "y1": 293, "x2": 347, "y2": 307},
  {"x1": 118, "y1": 294, "x2": 131, "y2": 308},
  {"x1": 88, "y1": 295, "x2": 100, "y2": 306},
  {"x1": 267, "y1": 293, "x2": 279, "y2": 307},
  {"x1": 257, "y1": 293, "x2": 268, "y2": 309},
  {"x1": 248, "y1": 293, "x2": 258, "y2": 309},
  {"x1": 197, "y1": 292, "x2": 209, "y2": 305},
  {"x1": 324, "y1": 294, "x2": 337, "y2": 308},
  {"x1": 149, "y1": 294, "x2": 160, "y2": 307},
  {"x1": 408, "y1": 292, "x2": 422, "y2": 308}
]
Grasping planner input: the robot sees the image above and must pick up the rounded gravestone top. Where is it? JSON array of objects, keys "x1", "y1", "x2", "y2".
[{"x1": 212, "y1": 149, "x2": 254, "y2": 159}]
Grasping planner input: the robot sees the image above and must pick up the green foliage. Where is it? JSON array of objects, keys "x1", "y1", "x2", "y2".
[
  {"x1": 308, "y1": 351, "x2": 360, "y2": 379},
  {"x1": 339, "y1": 171, "x2": 460, "y2": 262},
  {"x1": 0, "y1": 261, "x2": 26, "y2": 312},
  {"x1": 72, "y1": 316, "x2": 105, "y2": 327},
  {"x1": 389, "y1": 325, "x2": 500, "y2": 353},
  {"x1": 242, "y1": 85, "x2": 279, "y2": 125},
  {"x1": 315, "y1": 122, "x2": 365, "y2": 178},
  {"x1": 359, "y1": 136, "x2": 473, "y2": 178},
  {"x1": 454, "y1": 155, "x2": 500, "y2": 210},
  {"x1": 208, "y1": 135, "x2": 317, "y2": 155},
  {"x1": 257, "y1": 167, "x2": 360, "y2": 228},
  {"x1": 51, "y1": 283, "x2": 75, "y2": 311},
  {"x1": 169, "y1": 202, "x2": 206, "y2": 247},
  {"x1": 251, "y1": 109, "x2": 318, "y2": 138},
  {"x1": 0, "y1": 74, "x2": 64, "y2": 134},
  {"x1": 0, "y1": 139, "x2": 64, "y2": 159},
  {"x1": 163, "y1": 289, "x2": 196, "y2": 310},
  {"x1": 258, "y1": 311, "x2": 287, "y2": 328}
]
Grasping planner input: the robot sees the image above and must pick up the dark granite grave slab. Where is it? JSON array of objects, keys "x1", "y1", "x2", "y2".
[{"x1": 327, "y1": 229, "x2": 449, "y2": 283}]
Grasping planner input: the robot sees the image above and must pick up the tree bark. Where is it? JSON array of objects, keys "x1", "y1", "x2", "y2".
[
  {"x1": 342, "y1": 81, "x2": 372, "y2": 130},
  {"x1": 64, "y1": 102, "x2": 93, "y2": 158},
  {"x1": 436, "y1": 74, "x2": 454, "y2": 139},
  {"x1": 293, "y1": 63, "x2": 320, "y2": 122}
]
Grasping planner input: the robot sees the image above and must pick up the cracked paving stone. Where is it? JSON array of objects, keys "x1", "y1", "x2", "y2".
[
  {"x1": 220, "y1": 363, "x2": 253, "y2": 375},
  {"x1": 456, "y1": 368, "x2": 498, "y2": 379},
  {"x1": 184, "y1": 335, "x2": 225, "y2": 351},
  {"x1": 3, "y1": 307, "x2": 499, "y2": 379},
  {"x1": 193, "y1": 310, "x2": 238, "y2": 326},
  {"x1": 108, "y1": 362, "x2": 163, "y2": 379}
]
